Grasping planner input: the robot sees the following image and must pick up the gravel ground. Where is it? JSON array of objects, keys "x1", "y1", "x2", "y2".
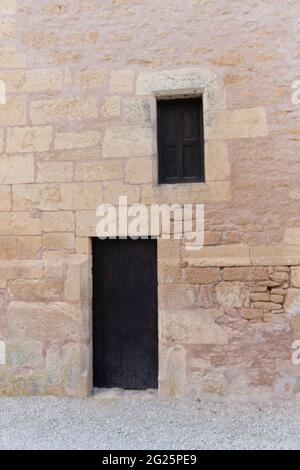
[{"x1": 0, "y1": 397, "x2": 300, "y2": 450}]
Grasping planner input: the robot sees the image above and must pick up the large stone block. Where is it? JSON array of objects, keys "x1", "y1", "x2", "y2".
[
  {"x1": 16, "y1": 236, "x2": 41, "y2": 259},
  {"x1": 0, "y1": 19, "x2": 16, "y2": 40},
  {"x1": 161, "y1": 309, "x2": 228, "y2": 345},
  {"x1": 159, "y1": 345, "x2": 186, "y2": 398},
  {"x1": 8, "y1": 278, "x2": 62, "y2": 301},
  {"x1": 13, "y1": 183, "x2": 103, "y2": 211},
  {"x1": 103, "y1": 127, "x2": 153, "y2": 158},
  {"x1": 42, "y1": 232, "x2": 75, "y2": 250},
  {"x1": 136, "y1": 68, "x2": 217, "y2": 95},
  {"x1": 8, "y1": 341, "x2": 44, "y2": 369},
  {"x1": 109, "y1": 70, "x2": 135, "y2": 94},
  {"x1": 42, "y1": 211, "x2": 75, "y2": 232},
  {"x1": 0, "y1": 69, "x2": 61, "y2": 93},
  {"x1": 223, "y1": 266, "x2": 268, "y2": 281},
  {"x1": 125, "y1": 157, "x2": 153, "y2": 183},
  {"x1": 284, "y1": 228, "x2": 300, "y2": 245},
  {"x1": 6, "y1": 126, "x2": 53, "y2": 153},
  {"x1": 0, "y1": 155, "x2": 34, "y2": 184},
  {"x1": 216, "y1": 282, "x2": 242, "y2": 309},
  {"x1": 0, "y1": 212, "x2": 41, "y2": 236},
  {"x1": 182, "y1": 244, "x2": 250, "y2": 267},
  {"x1": 0, "y1": 45, "x2": 26, "y2": 68},
  {"x1": 291, "y1": 267, "x2": 300, "y2": 288},
  {"x1": 101, "y1": 96, "x2": 121, "y2": 118},
  {"x1": 7, "y1": 302, "x2": 88, "y2": 342},
  {"x1": 36, "y1": 162, "x2": 73, "y2": 183},
  {"x1": 284, "y1": 289, "x2": 300, "y2": 316},
  {"x1": 55, "y1": 130, "x2": 101, "y2": 150},
  {"x1": 77, "y1": 68, "x2": 107, "y2": 88},
  {"x1": 206, "y1": 107, "x2": 269, "y2": 140},
  {"x1": 0, "y1": 1, "x2": 16, "y2": 15},
  {"x1": 205, "y1": 141, "x2": 230, "y2": 181},
  {"x1": 0, "y1": 185, "x2": 11, "y2": 211},
  {"x1": 0, "y1": 96, "x2": 27, "y2": 126},
  {"x1": 74, "y1": 160, "x2": 123, "y2": 181},
  {"x1": 182, "y1": 267, "x2": 221, "y2": 284},
  {"x1": 30, "y1": 97, "x2": 98, "y2": 124}
]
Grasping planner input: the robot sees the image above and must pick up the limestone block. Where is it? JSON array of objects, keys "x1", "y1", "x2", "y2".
[
  {"x1": 74, "y1": 160, "x2": 123, "y2": 182},
  {"x1": 182, "y1": 267, "x2": 221, "y2": 284},
  {"x1": 159, "y1": 345, "x2": 186, "y2": 398},
  {"x1": 110, "y1": 70, "x2": 135, "y2": 94},
  {"x1": 7, "y1": 302, "x2": 88, "y2": 342},
  {"x1": 182, "y1": 244, "x2": 250, "y2": 267},
  {"x1": 8, "y1": 278, "x2": 62, "y2": 301},
  {"x1": 0, "y1": 96, "x2": 27, "y2": 126},
  {"x1": 0, "y1": 45, "x2": 26, "y2": 69},
  {"x1": 42, "y1": 232, "x2": 75, "y2": 250},
  {"x1": 0, "y1": 1, "x2": 16, "y2": 15},
  {"x1": 250, "y1": 245, "x2": 300, "y2": 266},
  {"x1": 0, "y1": 185, "x2": 11, "y2": 211},
  {"x1": 77, "y1": 68, "x2": 107, "y2": 88},
  {"x1": 0, "y1": 212, "x2": 41, "y2": 236},
  {"x1": 16, "y1": 236, "x2": 41, "y2": 259},
  {"x1": 0, "y1": 19, "x2": 16, "y2": 40},
  {"x1": 123, "y1": 96, "x2": 153, "y2": 123},
  {"x1": 284, "y1": 289, "x2": 300, "y2": 316},
  {"x1": 125, "y1": 157, "x2": 153, "y2": 184},
  {"x1": 0, "y1": 69, "x2": 61, "y2": 93},
  {"x1": 223, "y1": 266, "x2": 268, "y2": 281},
  {"x1": 0, "y1": 155, "x2": 35, "y2": 184},
  {"x1": 6, "y1": 126, "x2": 53, "y2": 153},
  {"x1": 62, "y1": 342, "x2": 91, "y2": 397},
  {"x1": 205, "y1": 141, "x2": 230, "y2": 181},
  {"x1": 216, "y1": 282, "x2": 242, "y2": 309},
  {"x1": 101, "y1": 96, "x2": 121, "y2": 118},
  {"x1": 136, "y1": 68, "x2": 217, "y2": 96},
  {"x1": 284, "y1": 228, "x2": 300, "y2": 245},
  {"x1": 36, "y1": 162, "x2": 73, "y2": 183},
  {"x1": 42, "y1": 211, "x2": 75, "y2": 232},
  {"x1": 291, "y1": 267, "x2": 300, "y2": 288},
  {"x1": 161, "y1": 309, "x2": 228, "y2": 345},
  {"x1": 55, "y1": 130, "x2": 101, "y2": 150},
  {"x1": 206, "y1": 107, "x2": 269, "y2": 140},
  {"x1": 103, "y1": 127, "x2": 153, "y2": 158},
  {"x1": 8, "y1": 341, "x2": 44, "y2": 369},
  {"x1": 30, "y1": 97, "x2": 98, "y2": 124}
]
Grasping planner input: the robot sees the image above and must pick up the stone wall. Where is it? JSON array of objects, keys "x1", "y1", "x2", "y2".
[{"x1": 0, "y1": 1, "x2": 300, "y2": 401}]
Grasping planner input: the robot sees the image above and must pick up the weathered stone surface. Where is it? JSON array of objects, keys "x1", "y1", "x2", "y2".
[
  {"x1": 183, "y1": 245, "x2": 250, "y2": 267},
  {"x1": 0, "y1": 45, "x2": 26, "y2": 69},
  {"x1": 216, "y1": 282, "x2": 242, "y2": 309},
  {"x1": 205, "y1": 141, "x2": 230, "y2": 181},
  {"x1": 74, "y1": 160, "x2": 123, "y2": 181},
  {"x1": 103, "y1": 127, "x2": 153, "y2": 158},
  {"x1": 284, "y1": 228, "x2": 300, "y2": 245},
  {"x1": 110, "y1": 70, "x2": 135, "y2": 94},
  {"x1": 9, "y1": 341, "x2": 44, "y2": 369},
  {"x1": 291, "y1": 267, "x2": 300, "y2": 288},
  {"x1": 123, "y1": 97, "x2": 153, "y2": 123},
  {"x1": 284, "y1": 289, "x2": 300, "y2": 316},
  {"x1": 6, "y1": 126, "x2": 53, "y2": 153},
  {"x1": 7, "y1": 302, "x2": 88, "y2": 342},
  {"x1": 0, "y1": 185, "x2": 11, "y2": 211},
  {"x1": 0, "y1": 0, "x2": 16, "y2": 15},
  {"x1": 182, "y1": 267, "x2": 221, "y2": 284},
  {"x1": 8, "y1": 278, "x2": 62, "y2": 301},
  {"x1": 0, "y1": 69, "x2": 61, "y2": 93},
  {"x1": 30, "y1": 97, "x2": 98, "y2": 124},
  {"x1": 161, "y1": 309, "x2": 228, "y2": 345},
  {"x1": 223, "y1": 267, "x2": 268, "y2": 281},
  {"x1": 206, "y1": 107, "x2": 269, "y2": 140},
  {"x1": 241, "y1": 309, "x2": 264, "y2": 320},
  {"x1": 136, "y1": 68, "x2": 217, "y2": 95},
  {"x1": 159, "y1": 345, "x2": 186, "y2": 398},
  {"x1": 125, "y1": 157, "x2": 153, "y2": 183},
  {"x1": 36, "y1": 162, "x2": 73, "y2": 183},
  {"x1": 0, "y1": 155, "x2": 35, "y2": 184},
  {"x1": 42, "y1": 211, "x2": 74, "y2": 232},
  {"x1": 42, "y1": 232, "x2": 75, "y2": 250},
  {"x1": 0, "y1": 213, "x2": 41, "y2": 236},
  {"x1": 55, "y1": 131, "x2": 101, "y2": 150},
  {"x1": 0, "y1": 96, "x2": 27, "y2": 126},
  {"x1": 101, "y1": 96, "x2": 121, "y2": 118}
]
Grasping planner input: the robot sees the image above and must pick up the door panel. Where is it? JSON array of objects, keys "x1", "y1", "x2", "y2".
[{"x1": 93, "y1": 238, "x2": 158, "y2": 389}]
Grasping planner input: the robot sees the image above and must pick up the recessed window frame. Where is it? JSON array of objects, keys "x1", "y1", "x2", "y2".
[{"x1": 157, "y1": 96, "x2": 205, "y2": 185}]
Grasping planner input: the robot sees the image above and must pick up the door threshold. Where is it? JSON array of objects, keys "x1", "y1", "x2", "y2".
[{"x1": 93, "y1": 388, "x2": 158, "y2": 401}]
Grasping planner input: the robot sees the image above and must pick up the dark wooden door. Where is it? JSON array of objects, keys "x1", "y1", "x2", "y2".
[{"x1": 92, "y1": 238, "x2": 158, "y2": 389}]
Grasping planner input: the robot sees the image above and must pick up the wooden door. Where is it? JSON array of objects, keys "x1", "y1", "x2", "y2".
[{"x1": 92, "y1": 238, "x2": 158, "y2": 389}]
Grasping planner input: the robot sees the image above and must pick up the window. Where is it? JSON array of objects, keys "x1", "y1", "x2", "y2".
[{"x1": 157, "y1": 97, "x2": 205, "y2": 184}]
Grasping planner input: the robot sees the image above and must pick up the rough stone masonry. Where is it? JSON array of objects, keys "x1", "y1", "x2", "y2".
[{"x1": 0, "y1": 0, "x2": 300, "y2": 402}]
